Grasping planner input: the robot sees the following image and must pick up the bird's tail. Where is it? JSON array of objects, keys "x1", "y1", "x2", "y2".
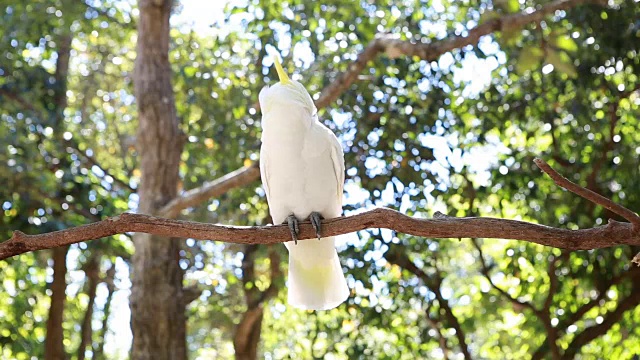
[{"x1": 286, "y1": 236, "x2": 349, "y2": 310}]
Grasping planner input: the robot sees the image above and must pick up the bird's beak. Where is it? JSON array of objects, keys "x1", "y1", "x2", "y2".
[{"x1": 274, "y1": 57, "x2": 291, "y2": 85}]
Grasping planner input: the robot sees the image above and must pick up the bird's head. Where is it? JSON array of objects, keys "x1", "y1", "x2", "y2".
[{"x1": 258, "y1": 58, "x2": 316, "y2": 116}]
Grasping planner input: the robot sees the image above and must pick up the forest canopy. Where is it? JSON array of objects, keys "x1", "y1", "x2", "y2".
[{"x1": 1, "y1": 0, "x2": 639, "y2": 359}]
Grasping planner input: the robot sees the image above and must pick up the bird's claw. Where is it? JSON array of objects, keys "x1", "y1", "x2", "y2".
[
  {"x1": 309, "y1": 212, "x2": 323, "y2": 240},
  {"x1": 285, "y1": 215, "x2": 300, "y2": 245}
]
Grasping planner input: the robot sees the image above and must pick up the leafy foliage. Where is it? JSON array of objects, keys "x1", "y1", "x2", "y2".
[{"x1": 1, "y1": 0, "x2": 639, "y2": 358}]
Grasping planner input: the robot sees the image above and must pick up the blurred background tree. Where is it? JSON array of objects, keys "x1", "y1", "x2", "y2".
[{"x1": 1, "y1": 0, "x2": 639, "y2": 359}]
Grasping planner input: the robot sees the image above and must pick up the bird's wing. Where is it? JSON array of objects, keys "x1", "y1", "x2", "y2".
[
  {"x1": 328, "y1": 130, "x2": 345, "y2": 205},
  {"x1": 259, "y1": 146, "x2": 272, "y2": 205}
]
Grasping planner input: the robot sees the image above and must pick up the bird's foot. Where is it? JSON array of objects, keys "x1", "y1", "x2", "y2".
[
  {"x1": 285, "y1": 214, "x2": 300, "y2": 245},
  {"x1": 309, "y1": 212, "x2": 323, "y2": 240}
]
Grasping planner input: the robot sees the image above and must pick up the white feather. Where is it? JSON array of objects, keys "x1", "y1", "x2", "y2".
[{"x1": 259, "y1": 81, "x2": 349, "y2": 310}]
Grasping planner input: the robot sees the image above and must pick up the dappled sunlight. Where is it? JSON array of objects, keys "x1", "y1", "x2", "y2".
[{"x1": 2, "y1": 0, "x2": 640, "y2": 359}]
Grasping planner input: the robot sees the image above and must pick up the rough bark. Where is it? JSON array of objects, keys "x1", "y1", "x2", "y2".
[{"x1": 130, "y1": 0, "x2": 186, "y2": 359}]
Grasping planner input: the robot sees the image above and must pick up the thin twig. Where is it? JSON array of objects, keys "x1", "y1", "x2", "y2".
[
  {"x1": 472, "y1": 239, "x2": 541, "y2": 315},
  {"x1": 425, "y1": 302, "x2": 451, "y2": 360},
  {"x1": 385, "y1": 250, "x2": 472, "y2": 359},
  {"x1": 69, "y1": 145, "x2": 134, "y2": 192},
  {"x1": 543, "y1": 252, "x2": 569, "y2": 311}
]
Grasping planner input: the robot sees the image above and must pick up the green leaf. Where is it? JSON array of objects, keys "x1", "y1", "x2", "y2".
[
  {"x1": 494, "y1": 0, "x2": 520, "y2": 13},
  {"x1": 506, "y1": 0, "x2": 520, "y2": 13},
  {"x1": 497, "y1": 30, "x2": 522, "y2": 47},
  {"x1": 479, "y1": 10, "x2": 500, "y2": 25},
  {"x1": 546, "y1": 49, "x2": 578, "y2": 78},
  {"x1": 515, "y1": 46, "x2": 544, "y2": 74},
  {"x1": 552, "y1": 35, "x2": 579, "y2": 53},
  {"x1": 184, "y1": 66, "x2": 197, "y2": 77}
]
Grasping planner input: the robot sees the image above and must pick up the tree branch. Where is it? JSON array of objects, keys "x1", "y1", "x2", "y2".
[
  {"x1": 3, "y1": 204, "x2": 639, "y2": 260},
  {"x1": 424, "y1": 304, "x2": 452, "y2": 360},
  {"x1": 159, "y1": 163, "x2": 260, "y2": 218},
  {"x1": 167, "y1": 0, "x2": 601, "y2": 214},
  {"x1": 68, "y1": 144, "x2": 134, "y2": 192},
  {"x1": 559, "y1": 267, "x2": 639, "y2": 331},
  {"x1": 0, "y1": 86, "x2": 134, "y2": 193},
  {"x1": 385, "y1": 250, "x2": 472, "y2": 359},
  {"x1": 473, "y1": 239, "x2": 542, "y2": 315},
  {"x1": 2, "y1": 158, "x2": 639, "y2": 259},
  {"x1": 543, "y1": 252, "x2": 569, "y2": 311},
  {"x1": 314, "y1": 0, "x2": 601, "y2": 109},
  {"x1": 561, "y1": 284, "x2": 640, "y2": 359},
  {"x1": 534, "y1": 158, "x2": 640, "y2": 229}
]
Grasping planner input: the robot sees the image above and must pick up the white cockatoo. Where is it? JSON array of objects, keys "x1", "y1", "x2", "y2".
[{"x1": 258, "y1": 58, "x2": 349, "y2": 310}]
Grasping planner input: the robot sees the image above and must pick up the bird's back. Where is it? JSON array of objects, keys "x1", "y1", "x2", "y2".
[{"x1": 261, "y1": 113, "x2": 342, "y2": 224}]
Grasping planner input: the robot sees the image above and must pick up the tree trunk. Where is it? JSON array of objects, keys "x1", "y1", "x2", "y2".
[
  {"x1": 45, "y1": 246, "x2": 69, "y2": 360},
  {"x1": 233, "y1": 308, "x2": 264, "y2": 360},
  {"x1": 130, "y1": 1, "x2": 186, "y2": 359},
  {"x1": 77, "y1": 256, "x2": 100, "y2": 360},
  {"x1": 45, "y1": 32, "x2": 73, "y2": 360}
]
